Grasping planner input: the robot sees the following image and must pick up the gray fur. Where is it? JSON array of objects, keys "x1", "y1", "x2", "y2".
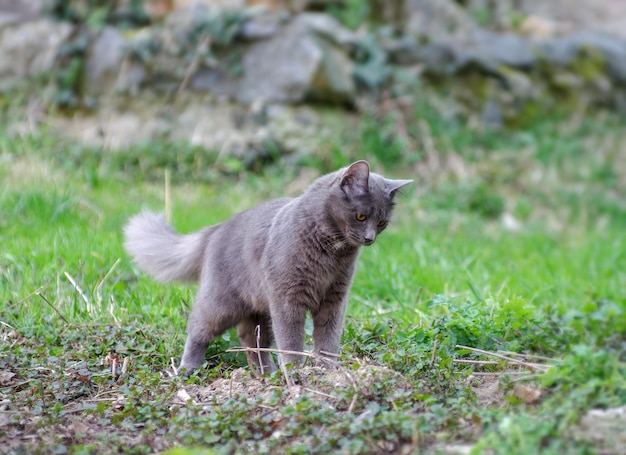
[
  {"x1": 123, "y1": 161, "x2": 412, "y2": 374},
  {"x1": 124, "y1": 211, "x2": 210, "y2": 282}
]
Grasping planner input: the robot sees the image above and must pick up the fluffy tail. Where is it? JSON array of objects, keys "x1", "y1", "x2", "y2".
[{"x1": 123, "y1": 211, "x2": 208, "y2": 283}]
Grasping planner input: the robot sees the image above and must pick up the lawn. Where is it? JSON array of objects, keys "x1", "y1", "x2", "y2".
[{"x1": 1, "y1": 102, "x2": 625, "y2": 454}]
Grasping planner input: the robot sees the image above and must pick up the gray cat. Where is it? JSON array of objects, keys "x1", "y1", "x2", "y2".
[{"x1": 123, "y1": 161, "x2": 411, "y2": 374}]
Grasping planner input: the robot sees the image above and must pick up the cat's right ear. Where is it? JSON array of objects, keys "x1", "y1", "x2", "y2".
[
  {"x1": 386, "y1": 178, "x2": 413, "y2": 197},
  {"x1": 340, "y1": 161, "x2": 370, "y2": 197}
]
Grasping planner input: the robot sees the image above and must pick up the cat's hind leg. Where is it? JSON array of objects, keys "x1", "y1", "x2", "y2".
[
  {"x1": 178, "y1": 287, "x2": 242, "y2": 375},
  {"x1": 237, "y1": 314, "x2": 276, "y2": 374}
]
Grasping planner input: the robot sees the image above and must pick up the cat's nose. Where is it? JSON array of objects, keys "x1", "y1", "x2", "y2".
[{"x1": 363, "y1": 227, "x2": 377, "y2": 245}]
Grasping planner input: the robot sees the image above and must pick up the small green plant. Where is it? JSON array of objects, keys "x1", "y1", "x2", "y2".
[
  {"x1": 352, "y1": 34, "x2": 392, "y2": 91},
  {"x1": 48, "y1": 0, "x2": 149, "y2": 27},
  {"x1": 327, "y1": 0, "x2": 370, "y2": 30}
]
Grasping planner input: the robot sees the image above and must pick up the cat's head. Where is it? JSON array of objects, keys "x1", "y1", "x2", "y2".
[{"x1": 328, "y1": 160, "x2": 412, "y2": 247}]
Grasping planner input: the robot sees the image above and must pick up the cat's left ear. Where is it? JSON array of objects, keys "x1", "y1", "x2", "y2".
[
  {"x1": 340, "y1": 160, "x2": 370, "y2": 196},
  {"x1": 385, "y1": 178, "x2": 413, "y2": 197}
]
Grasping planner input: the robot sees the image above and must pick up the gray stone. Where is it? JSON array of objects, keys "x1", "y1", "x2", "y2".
[
  {"x1": 498, "y1": 66, "x2": 537, "y2": 99},
  {"x1": 115, "y1": 60, "x2": 147, "y2": 96},
  {"x1": 0, "y1": 19, "x2": 72, "y2": 91},
  {"x1": 237, "y1": 13, "x2": 355, "y2": 104},
  {"x1": 481, "y1": 98, "x2": 503, "y2": 126},
  {"x1": 402, "y1": 30, "x2": 538, "y2": 76},
  {"x1": 386, "y1": 35, "x2": 421, "y2": 65},
  {"x1": 310, "y1": 37, "x2": 355, "y2": 100},
  {"x1": 190, "y1": 68, "x2": 236, "y2": 98},
  {"x1": 239, "y1": 10, "x2": 283, "y2": 40},
  {"x1": 405, "y1": 0, "x2": 478, "y2": 40},
  {"x1": 535, "y1": 37, "x2": 579, "y2": 66},
  {"x1": 0, "y1": 0, "x2": 51, "y2": 27},
  {"x1": 573, "y1": 32, "x2": 626, "y2": 83},
  {"x1": 416, "y1": 41, "x2": 458, "y2": 74},
  {"x1": 537, "y1": 32, "x2": 626, "y2": 82},
  {"x1": 165, "y1": 3, "x2": 209, "y2": 31},
  {"x1": 576, "y1": 406, "x2": 626, "y2": 453},
  {"x1": 84, "y1": 27, "x2": 126, "y2": 96},
  {"x1": 295, "y1": 12, "x2": 358, "y2": 49},
  {"x1": 455, "y1": 31, "x2": 536, "y2": 72}
]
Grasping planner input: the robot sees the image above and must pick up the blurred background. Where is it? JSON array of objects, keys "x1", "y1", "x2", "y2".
[{"x1": 1, "y1": 0, "x2": 626, "y2": 229}]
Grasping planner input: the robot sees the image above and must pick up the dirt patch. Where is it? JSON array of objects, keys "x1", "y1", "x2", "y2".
[
  {"x1": 183, "y1": 364, "x2": 412, "y2": 411},
  {"x1": 467, "y1": 375, "x2": 505, "y2": 408},
  {"x1": 466, "y1": 373, "x2": 544, "y2": 409}
]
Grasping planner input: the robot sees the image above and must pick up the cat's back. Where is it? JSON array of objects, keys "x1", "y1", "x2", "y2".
[
  {"x1": 210, "y1": 197, "x2": 293, "y2": 258},
  {"x1": 230, "y1": 197, "x2": 293, "y2": 229}
]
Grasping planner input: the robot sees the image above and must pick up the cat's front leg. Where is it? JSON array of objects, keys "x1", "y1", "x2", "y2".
[
  {"x1": 312, "y1": 281, "x2": 350, "y2": 368},
  {"x1": 269, "y1": 294, "x2": 307, "y2": 367}
]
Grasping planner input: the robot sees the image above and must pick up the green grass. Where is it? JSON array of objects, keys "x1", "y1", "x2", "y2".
[{"x1": 1, "y1": 103, "x2": 626, "y2": 454}]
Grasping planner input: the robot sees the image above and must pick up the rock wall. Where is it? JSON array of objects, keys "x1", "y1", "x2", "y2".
[{"x1": 1, "y1": 0, "x2": 626, "y2": 125}]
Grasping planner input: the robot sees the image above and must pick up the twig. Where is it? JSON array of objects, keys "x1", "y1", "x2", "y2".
[
  {"x1": 31, "y1": 367, "x2": 57, "y2": 374},
  {"x1": 91, "y1": 389, "x2": 123, "y2": 399},
  {"x1": 121, "y1": 357, "x2": 129, "y2": 375},
  {"x1": 164, "y1": 169, "x2": 172, "y2": 225},
  {"x1": 318, "y1": 350, "x2": 341, "y2": 358},
  {"x1": 510, "y1": 374, "x2": 543, "y2": 382},
  {"x1": 226, "y1": 347, "x2": 319, "y2": 359},
  {"x1": 415, "y1": 287, "x2": 423, "y2": 304},
  {"x1": 497, "y1": 350, "x2": 561, "y2": 363},
  {"x1": 255, "y1": 325, "x2": 265, "y2": 376},
  {"x1": 471, "y1": 371, "x2": 530, "y2": 376},
  {"x1": 280, "y1": 361, "x2": 295, "y2": 393},
  {"x1": 177, "y1": 34, "x2": 213, "y2": 96},
  {"x1": 82, "y1": 397, "x2": 120, "y2": 403},
  {"x1": 453, "y1": 359, "x2": 499, "y2": 365},
  {"x1": 111, "y1": 356, "x2": 118, "y2": 378},
  {"x1": 170, "y1": 358, "x2": 179, "y2": 377},
  {"x1": 95, "y1": 258, "x2": 120, "y2": 306},
  {"x1": 37, "y1": 292, "x2": 68, "y2": 323},
  {"x1": 302, "y1": 387, "x2": 337, "y2": 401},
  {"x1": 0, "y1": 287, "x2": 45, "y2": 314},
  {"x1": 431, "y1": 338, "x2": 438, "y2": 363},
  {"x1": 64, "y1": 272, "x2": 92, "y2": 310},
  {"x1": 67, "y1": 322, "x2": 122, "y2": 328},
  {"x1": 456, "y1": 345, "x2": 551, "y2": 372},
  {"x1": 419, "y1": 120, "x2": 440, "y2": 171},
  {"x1": 0, "y1": 320, "x2": 16, "y2": 330}
]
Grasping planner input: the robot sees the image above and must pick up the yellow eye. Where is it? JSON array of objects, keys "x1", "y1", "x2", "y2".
[
  {"x1": 356, "y1": 213, "x2": 367, "y2": 221},
  {"x1": 378, "y1": 220, "x2": 386, "y2": 227}
]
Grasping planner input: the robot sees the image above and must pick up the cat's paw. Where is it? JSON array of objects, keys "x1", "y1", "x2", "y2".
[{"x1": 315, "y1": 356, "x2": 339, "y2": 370}]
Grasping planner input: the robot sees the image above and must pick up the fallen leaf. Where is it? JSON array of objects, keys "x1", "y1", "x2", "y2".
[
  {"x1": 0, "y1": 371, "x2": 16, "y2": 385},
  {"x1": 174, "y1": 388, "x2": 198, "y2": 405},
  {"x1": 513, "y1": 384, "x2": 542, "y2": 404}
]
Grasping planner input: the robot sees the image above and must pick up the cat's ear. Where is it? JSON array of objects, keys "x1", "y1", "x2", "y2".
[
  {"x1": 385, "y1": 178, "x2": 413, "y2": 197},
  {"x1": 340, "y1": 160, "x2": 370, "y2": 196}
]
